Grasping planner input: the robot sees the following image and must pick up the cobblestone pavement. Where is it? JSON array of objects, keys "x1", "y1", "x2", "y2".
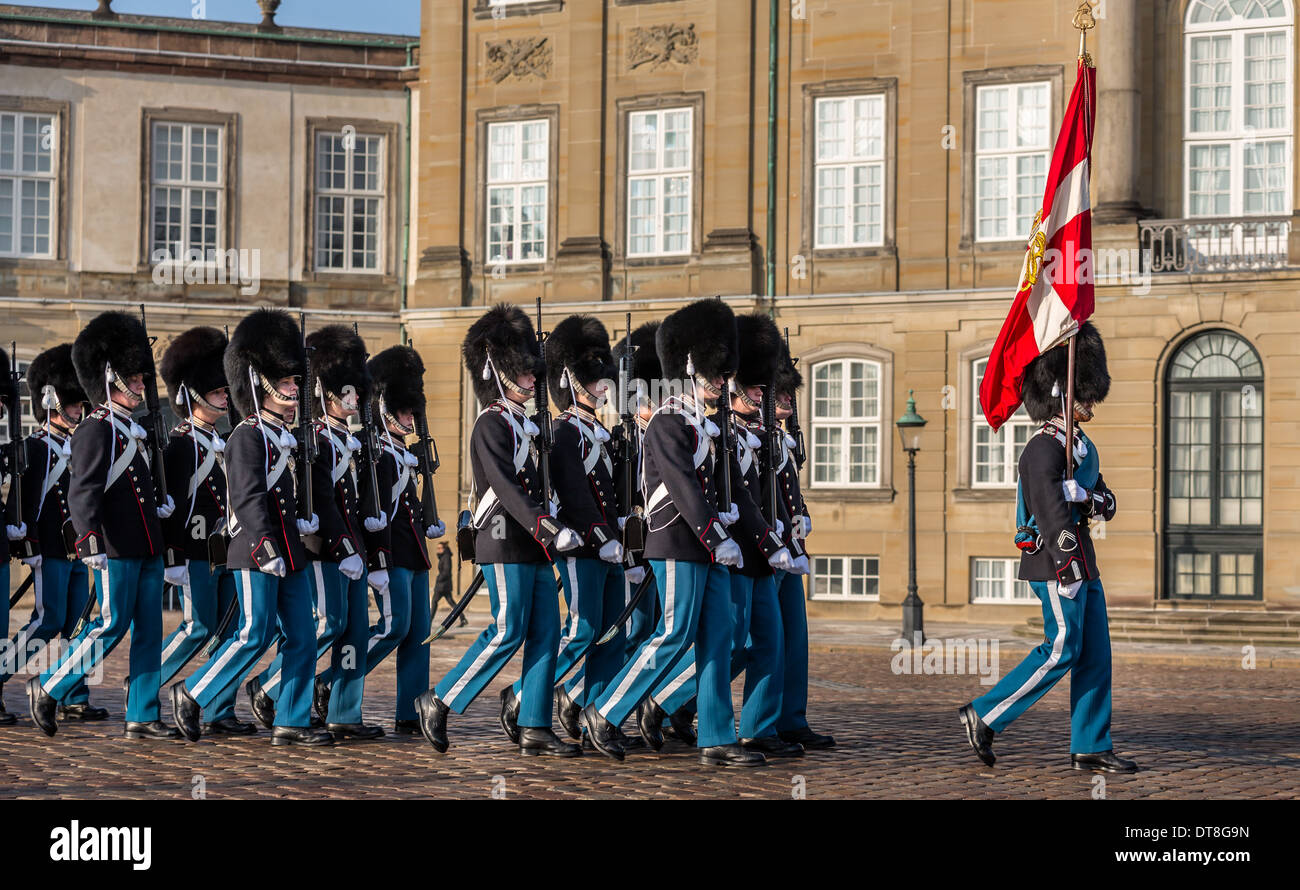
[{"x1": 0, "y1": 613, "x2": 1297, "y2": 799}]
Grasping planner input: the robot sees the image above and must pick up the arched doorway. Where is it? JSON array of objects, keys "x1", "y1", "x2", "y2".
[{"x1": 1164, "y1": 330, "x2": 1264, "y2": 599}]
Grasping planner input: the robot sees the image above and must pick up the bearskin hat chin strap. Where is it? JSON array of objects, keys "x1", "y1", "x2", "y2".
[
  {"x1": 105, "y1": 361, "x2": 143, "y2": 409},
  {"x1": 381, "y1": 396, "x2": 414, "y2": 436},
  {"x1": 561, "y1": 367, "x2": 606, "y2": 410},
  {"x1": 250, "y1": 367, "x2": 298, "y2": 427},
  {"x1": 42, "y1": 384, "x2": 80, "y2": 431},
  {"x1": 735, "y1": 380, "x2": 761, "y2": 413},
  {"x1": 182, "y1": 385, "x2": 228, "y2": 416},
  {"x1": 482, "y1": 350, "x2": 534, "y2": 404}
]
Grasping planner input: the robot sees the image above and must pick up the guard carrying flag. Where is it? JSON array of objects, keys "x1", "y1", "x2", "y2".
[
  {"x1": 171, "y1": 309, "x2": 331, "y2": 747},
  {"x1": 30, "y1": 311, "x2": 179, "y2": 740},
  {"x1": 2, "y1": 345, "x2": 103, "y2": 724},
  {"x1": 413, "y1": 303, "x2": 584, "y2": 756},
  {"x1": 360, "y1": 344, "x2": 445, "y2": 734},
  {"x1": 156, "y1": 326, "x2": 252, "y2": 735}
]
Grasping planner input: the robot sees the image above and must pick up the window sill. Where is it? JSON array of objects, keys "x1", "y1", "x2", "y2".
[
  {"x1": 622, "y1": 253, "x2": 695, "y2": 268},
  {"x1": 956, "y1": 237, "x2": 1029, "y2": 252},
  {"x1": 806, "y1": 487, "x2": 894, "y2": 504},
  {"x1": 809, "y1": 244, "x2": 896, "y2": 260},
  {"x1": 473, "y1": 0, "x2": 564, "y2": 18},
  {"x1": 0, "y1": 255, "x2": 63, "y2": 267},
  {"x1": 809, "y1": 595, "x2": 881, "y2": 603},
  {"x1": 970, "y1": 598, "x2": 1037, "y2": 606},
  {"x1": 306, "y1": 270, "x2": 399, "y2": 286},
  {"x1": 952, "y1": 487, "x2": 1017, "y2": 502}
]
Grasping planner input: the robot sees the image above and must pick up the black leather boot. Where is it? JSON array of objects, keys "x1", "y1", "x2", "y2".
[
  {"x1": 519, "y1": 726, "x2": 582, "y2": 757},
  {"x1": 313, "y1": 676, "x2": 332, "y2": 724},
  {"x1": 578, "y1": 703, "x2": 625, "y2": 762},
  {"x1": 1072, "y1": 751, "x2": 1138, "y2": 773},
  {"x1": 636, "y1": 697, "x2": 666, "y2": 751},
  {"x1": 58, "y1": 702, "x2": 109, "y2": 721},
  {"x1": 958, "y1": 703, "x2": 996, "y2": 766},
  {"x1": 414, "y1": 690, "x2": 450, "y2": 753},
  {"x1": 498, "y1": 686, "x2": 520, "y2": 744},
  {"x1": 27, "y1": 677, "x2": 57, "y2": 737},
  {"x1": 171, "y1": 682, "x2": 202, "y2": 742},
  {"x1": 614, "y1": 724, "x2": 647, "y2": 750},
  {"x1": 204, "y1": 716, "x2": 258, "y2": 735},
  {"x1": 271, "y1": 725, "x2": 335, "y2": 746},
  {"x1": 741, "y1": 735, "x2": 805, "y2": 757},
  {"x1": 554, "y1": 683, "x2": 581, "y2": 741},
  {"x1": 0, "y1": 683, "x2": 16, "y2": 725},
  {"x1": 778, "y1": 725, "x2": 836, "y2": 750},
  {"x1": 125, "y1": 721, "x2": 182, "y2": 740},
  {"x1": 393, "y1": 719, "x2": 421, "y2": 735},
  {"x1": 328, "y1": 722, "x2": 385, "y2": 741},
  {"x1": 668, "y1": 706, "x2": 697, "y2": 746},
  {"x1": 700, "y1": 742, "x2": 766, "y2": 767},
  {"x1": 245, "y1": 677, "x2": 275, "y2": 730}
]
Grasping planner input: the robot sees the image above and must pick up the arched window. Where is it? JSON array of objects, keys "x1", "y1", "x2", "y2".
[
  {"x1": 810, "y1": 358, "x2": 882, "y2": 487},
  {"x1": 1184, "y1": 0, "x2": 1293, "y2": 219},
  {"x1": 1165, "y1": 330, "x2": 1263, "y2": 599}
]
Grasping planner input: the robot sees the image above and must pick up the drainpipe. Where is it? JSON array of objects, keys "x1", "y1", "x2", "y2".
[
  {"x1": 400, "y1": 41, "x2": 415, "y2": 346},
  {"x1": 765, "y1": 0, "x2": 778, "y2": 317}
]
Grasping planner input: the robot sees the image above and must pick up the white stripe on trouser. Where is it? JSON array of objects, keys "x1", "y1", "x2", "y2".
[
  {"x1": 981, "y1": 582, "x2": 1067, "y2": 726},
  {"x1": 622, "y1": 573, "x2": 633, "y2": 633},
  {"x1": 442, "y1": 563, "x2": 510, "y2": 707},
  {"x1": 600, "y1": 559, "x2": 676, "y2": 719},
  {"x1": 313, "y1": 561, "x2": 328, "y2": 639},
  {"x1": 45, "y1": 566, "x2": 112, "y2": 691},
  {"x1": 366, "y1": 585, "x2": 393, "y2": 655},
  {"x1": 192, "y1": 569, "x2": 255, "y2": 699},
  {"x1": 159, "y1": 569, "x2": 195, "y2": 665},
  {"x1": 12, "y1": 563, "x2": 48, "y2": 670},
  {"x1": 553, "y1": 558, "x2": 581, "y2": 660},
  {"x1": 657, "y1": 654, "x2": 695, "y2": 702}
]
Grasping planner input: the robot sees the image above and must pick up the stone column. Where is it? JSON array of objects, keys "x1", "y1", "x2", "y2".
[{"x1": 1092, "y1": 0, "x2": 1143, "y2": 223}]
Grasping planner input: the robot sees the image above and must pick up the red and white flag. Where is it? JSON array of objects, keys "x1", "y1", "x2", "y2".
[{"x1": 979, "y1": 60, "x2": 1097, "y2": 431}]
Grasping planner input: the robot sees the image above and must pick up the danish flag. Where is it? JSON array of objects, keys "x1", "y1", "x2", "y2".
[{"x1": 979, "y1": 59, "x2": 1097, "y2": 432}]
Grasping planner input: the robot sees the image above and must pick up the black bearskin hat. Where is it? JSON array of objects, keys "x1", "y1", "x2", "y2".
[
  {"x1": 224, "y1": 309, "x2": 305, "y2": 419},
  {"x1": 775, "y1": 338, "x2": 803, "y2": 399},
  {"x1": 656, "y1": 298, "x2": 739, "y2": 384},
  {"x1": 546, "y1": 315, "x2": 615, "y2": 411},
  {"x1": 620, "y1": 321, "x2": 661, "y2": 388},
  {"x1": 308, "y1": 325, "x2": 371, "y2": 409},
  {"x1": 160, "y1": 326, "x2": 228, "y2": 414},
  {"x1": 462, "y1": 303, "x2": 543, "y2": 406},
  {"x1": 1020, "y1": 322, "x2": 1110, "y2": 423},
  {"x1": 72, "y1": 311, "x2": 155, "y2": 406},
  {"x1": 26, "y1": 344, "x2": 87, "y2": 424},
  {"x1": 0, "y1": 344, "x2": 14, "y2": 411},
  {"x1": 368, "y1": 345, "x2": 426, "y2": 416},
  {"x1": 735, "y1": 312, "x2": 784, "y2": 390}
]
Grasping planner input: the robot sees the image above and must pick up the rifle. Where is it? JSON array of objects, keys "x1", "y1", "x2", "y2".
[
  {"x1": 297, "y1": 313, "x2": 316, "y2": 521},
  {"x1": 616, "y1": 314, "x2": 645, "y2": 564},
  {"x1": 716, "y1": 378, "x2": 734, "y2": 510},
  {"x1": 138, "y1": 306, "x2": 169, "y2": 507},
  {"x1": 425, "y1": 570, "x2": 566, "y2": 645},
  {"x1": 355, "y1": 323, "x2": 384, "y2": 525},
  {"x1": 784, "y1": 327, "x2": 807, "y2": 469},
  {"x1": 7, "y1": 340, "x2": 24, "y2": 537},
  {"x1": 533, "y1": 298, "x2": 553, "y2": 508},
  {"x1": 596, "y1": 566, "x2": 655, "y2": 646},
  {"x1": 414, "y1": 409, "x2": 440, "y2": 530},
  {"x1": 762, "y1": 377, "x2": 780, "y2": 529}
]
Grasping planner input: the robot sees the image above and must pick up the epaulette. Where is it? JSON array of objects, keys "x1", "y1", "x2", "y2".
[
  {"x1": 89, "y1": 406, "x2": 109, "y2": 421},
  {"x1": 172, "y1": 422, "x2": 192, "y2": 435},
  {"x1": 241, "y1": 415, "x2": 261, "y2": 427}
]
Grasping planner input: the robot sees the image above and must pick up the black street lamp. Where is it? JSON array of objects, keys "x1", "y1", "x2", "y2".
[{"x1": 896, "y1": 389, "x2": 927, "y2": 642}]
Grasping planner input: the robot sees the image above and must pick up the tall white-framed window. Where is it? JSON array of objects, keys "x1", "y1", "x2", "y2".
[
  {"x1": 813, "y1": 94, "x2": 886, "y2": 248},
  {"x1": 970, "y1": 557, "x2": 1035, "y2": 604},
  {"x1": 486, "y1": 119, "x2": 548, "y2": 264},
  {"x1": 974, "y1": 81, "x2": 1050, "y2": 242},
  {"x1": 1185, "y1": 0, "x2": 1294, "y2": 218},
  {"x1": 150, "y1": 122, "x2": 223, "y2": 262},
  {"x1": 812, "y1": 555, "x2": 880, "y2": 600},
  {"x1": 972, "y1": 357, "x2": 1036, "y2": 486},
  {"x1": 811, "y1": 358, "x2": 881, "y2": 487},
  {"x1": 627, "y1": 107, "x2": 692, "y2": 257},
  {"x1": 314, "y1": 131, "x2": 386, "y2": 273},
  {"x1": 0, "y1": 112, "x2": 57, "y2": 259}
]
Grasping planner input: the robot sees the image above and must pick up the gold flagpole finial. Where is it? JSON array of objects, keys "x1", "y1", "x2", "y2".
[{"x1": 1073, "y1": 0, "x2": 1099, "y2": 66}]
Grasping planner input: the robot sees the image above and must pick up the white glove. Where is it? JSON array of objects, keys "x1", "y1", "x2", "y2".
[
  {"x1": 598, "y1": 539, "x2": 624, "y2": 564},
  {"x1": 774, "y1": 519, "x2": 785, "y2": 539},
  {"x1": 768, "y1": 546, "x2": 794, "y2": 572},
  {"x1": 22, "y1": 554, "x2": 43, "y2": 570},
  {"x1": 6, "y1": 522, "x2": 27, "y2": 541},
  {"x1": 554, "y1": 527, "x2": 582, "y2": 553},
  {"x1": 367, "y1": 569, "x2": 391, "y2": 596},
  {"x1": 788, "y1": 554, "x2": 811, "y2": 576},
  {"x1": 1057, "y1": 580, "x2": 1083, "y2": 600},
  {"x1": 719, "y1": 503, "x2": 740, "y2": 527},
  {"x1": 793, "y1": 515, "x2": 812, "y2": 540},
  {"x1": 617, "y1": 515, "x2": 629, "y2": 531},
  {"x1": 1061, "y1": 480, "x2": 1088, "y2": 503},
  {"x1": 296, "y1": 514, "x2": 320, "y2": 535},
  {"x1": 338, "y1": 553, "x2": 365, "y2": 581},
  {"x1": 260, "y1": 556, "x2": 286, "y2": 578},
  {"x1": 82, "y1": 553, "x2": 107, "y2": 572},
  {"x1": 713, "y1": 538, "x2": 742, "y2": 568},
  {"x1": 625, "y1": 565, "x2": 647, "y2": 586},
  {"x1": 156, "y1": 495, "x2": 176, "y2": 519},
  {"x1": 164, "y1": 564, "x2": 189, "y2": 587},
  {"x1": 425, "y1": 520, "x2": 446, "y2": 539},
  {"x1": 364, "y1": 511, "x2": 388, "y2": 533}
]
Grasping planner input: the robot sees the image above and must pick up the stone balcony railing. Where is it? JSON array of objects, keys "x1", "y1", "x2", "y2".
[{"x1": 1138, "y1": 216, "x2": 1292, "y2": 274}]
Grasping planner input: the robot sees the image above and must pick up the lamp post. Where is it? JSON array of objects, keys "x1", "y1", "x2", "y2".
[{"x1": 896, "y1": 389, "x2": 927, "y2": 642}]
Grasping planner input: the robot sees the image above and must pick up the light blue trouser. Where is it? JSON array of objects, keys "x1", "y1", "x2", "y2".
[
  {"x1": 971, "y1": 577, "x2": 1113, "y2": 754},
  {"x1": 513, "y1": 558, "x2": 625, "y2": 708},
  {"x1": 364, "y1": 567, "x2": 431, "y2": 722},
  {"x1": 41, "y1": 556, "x2": 164, "y2": 724},
  {"x1": 773, "y1": 569, "x2": 811, "y2": 733},
  {"x1": 2, "y1": 558, "x2": 91, "y2": 704},
  {"x1": 655, "y1": 572, "x2": 785, "y2": 740},
  {"x1": 624, "y1": 569, "x2": 657, "y2": 663},
  {"x1": 186, "y1": 568, "x2": 315, "y2": 728},
  {"x1": 435, "y1": 562, "x2": 559, "y2": 728},
  {"x1": 159, "y1": 562, "x2": 238, "y2": 721},
  {"x1": 595, "y1": 559, "x2": 736, "y2": 747}
]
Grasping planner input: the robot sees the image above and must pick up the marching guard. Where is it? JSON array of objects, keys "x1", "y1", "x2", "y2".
[
  {"x1": 3, "y1": 345, "x2": 103, "y2": 724},
  {"x1": 29, "y1": 312, "x2": 179, "y2": 740},
  {"x1": 414, "y1": 303, "x2": 583, "y2": 756},
  {"x1": 960, "y1": 323, "x2": 1135, "y2": 773},
  {"x1": 156, "y1": 327, "x2": 252, "y2": 735},
  {"x1": 361, "y1": 345, "x2": 445, "y2": 733},
  {"x1": 171, "y1": 309, "x2": 331, "y2": 746}
]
